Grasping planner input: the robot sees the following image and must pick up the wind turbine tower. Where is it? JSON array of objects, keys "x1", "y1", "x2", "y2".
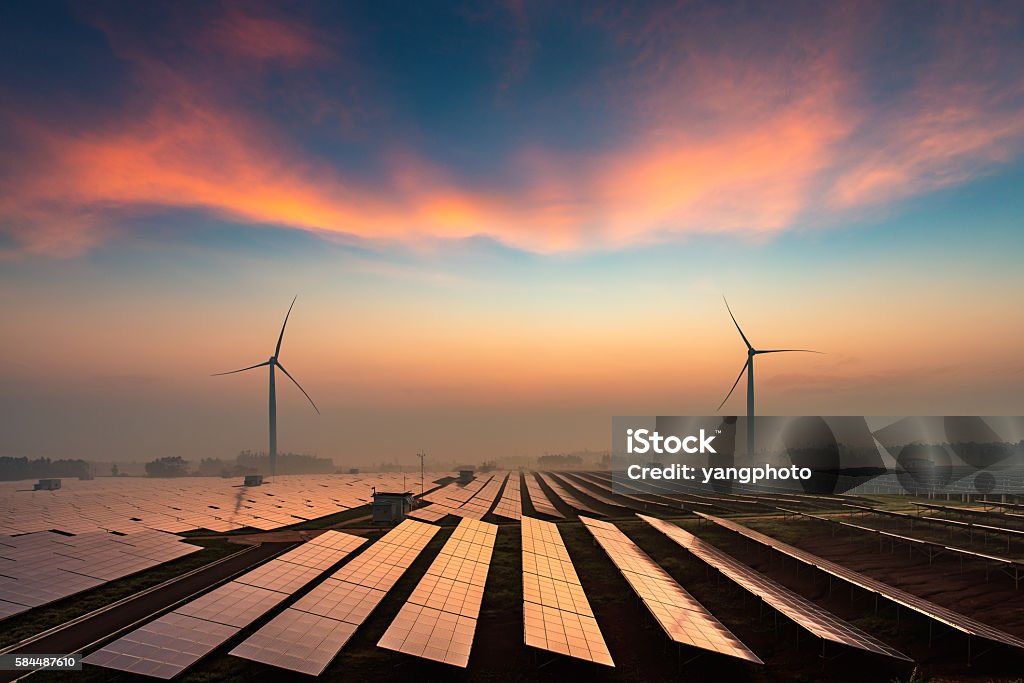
[
  {"x1": 718, "y1": 298, "x2": 821, "y2": 456},
  {"x1": 213, "y1": 296, "x2": 319, "y2": 478}
]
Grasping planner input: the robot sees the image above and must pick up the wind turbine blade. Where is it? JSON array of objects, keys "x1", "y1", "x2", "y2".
[
  {"x1": 275, "y1": 361, "x2": 320, "y2": 414},
  {"x1": 717, "y1": 359, "x2": 750, "y2": 411},
  {"x1": 211, "y1": 361, "x2": 269, "y2": 376},
  {"x1": 723, "y1": 297, "x2": 753, "y2": 350},
  {"x1": 756, "y1": 349, "x2": 824, "y2": 355},
  {"x1": 275, "y1": 295, "x2": 298, "y2": 358}
]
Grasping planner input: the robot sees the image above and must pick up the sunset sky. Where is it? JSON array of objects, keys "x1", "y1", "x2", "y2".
[{"x1": 2, "y1": 1, "x2": 1023, "y2": 464}]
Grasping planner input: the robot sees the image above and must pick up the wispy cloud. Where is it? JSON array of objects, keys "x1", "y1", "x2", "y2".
[{"x1": 1, "y1": 1, "x2": 1022, "y2": 258}]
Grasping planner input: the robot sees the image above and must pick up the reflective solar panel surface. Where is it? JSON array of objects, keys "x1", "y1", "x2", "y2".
[
  {"x1": 697, "y1": 512, "x2": 1024, "y2": 650},
  {"x1": 520, "y1": 515, "x2": 613, "y2": 666},
  {"x1": 0, "y1": 472, "x2": 451, "y2": 536},
  {"x1": 534, "y1": 472, "x2": 602, "y2": 516},
  {"x1": 579, "y1": 516, "x2": 761, "y2": 664},
  {"x1": 523, "y1": 474, "x2": 563, "y2": 518},
  {"x1": 779, "y1": 506, "x2": 1024, "y2": 568},
  {"x1": 550, "y1": 473, "x2": 631, "y2": 510},
  {"x1": 84, "y1": 530, "x2": 367, "y2": 678},
  {"x1": 0, "y1": 473, "x2": 447, "y2": 620},
  {"x1": 409, "y1": 475, "x2": 501, "y2": 521},
  {"x1": 231, "y1": 519, "x2": 438, "y2": 675},
  {"x1": 639, "y1": 515, "x2": 910, "y2": 661},
  {"x1": 0, "y1": 529, "x2": 201, "y2": 620},
  {"x1": 378, "y1": 518, "x2": 497, "y2": 667},
  {"x1": 491, "y1": 472, "x2": 522, "y2": 520}
]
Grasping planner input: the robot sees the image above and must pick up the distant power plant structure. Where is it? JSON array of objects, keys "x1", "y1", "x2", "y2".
[
  {"x1": 213, "y1": 296, "x2": 319, "y2": 478},
  {"x1": 717, "y1": 297, "x2": 822, "y2": 455}
]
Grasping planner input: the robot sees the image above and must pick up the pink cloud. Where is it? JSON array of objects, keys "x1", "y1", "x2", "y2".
[{"x1": 2, "y1": 2, "x2": 1023, "y2": 258}]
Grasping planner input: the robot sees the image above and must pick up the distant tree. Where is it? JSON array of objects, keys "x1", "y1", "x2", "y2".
[
  {"x1": 111, "y1": 463, "x2": 119, "y2": 477},
  {"x1": 536, "y1": 454, "x2": 583, "y2": 468},
  {"x1": 0, "y1": 456, "x2": 91, "y2": 481},
  {"x1": 236, "y1": 451, "x2": 334, "y2": 475},
  {"x1": 144, "y1": 456, "x2": 190, "y2": 478}
]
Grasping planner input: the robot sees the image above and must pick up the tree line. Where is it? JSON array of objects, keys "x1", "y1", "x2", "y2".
[
  {"x1": 145, "y1": 451, "x2": 336, "y2": 478},
  {"x1": 0, "y1": 457, "x2": 92, "y2": 481}
]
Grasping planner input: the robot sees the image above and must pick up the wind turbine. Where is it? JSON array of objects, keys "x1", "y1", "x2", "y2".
[
  {"x1": 717, "y1": 298, "x2": 821, "y2": 456},
  {"x1": 213, "y1": 296, "x2": 319, "y2": 478}
]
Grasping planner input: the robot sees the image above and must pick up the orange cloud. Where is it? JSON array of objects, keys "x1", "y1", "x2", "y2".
[{"x1": 2, "y1": 2, "x2": 1023, "y2": 258}]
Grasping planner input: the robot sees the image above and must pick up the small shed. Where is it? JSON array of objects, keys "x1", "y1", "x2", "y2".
[
  {"x1": 372, "y1": 491, "x2": 414, "y2": 524},
  {"x1": 244, "y1": 474, "x2": 264, "y2": 487},
  {"x1": 458, "y1": 468, "x2": 474, "y2": 485},
  {"x1": 34, "y1": 479, "x2": 62, "y2": 491}
]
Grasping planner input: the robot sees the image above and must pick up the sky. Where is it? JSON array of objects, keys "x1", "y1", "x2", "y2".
[{"x1": 1, "y1": 0, "x2": 1023, "y2": 465}]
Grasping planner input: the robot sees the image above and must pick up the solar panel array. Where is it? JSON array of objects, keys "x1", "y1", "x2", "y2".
[
  {"x1": 778, "y1": 507, "x2": 1024, "y2": 570},
  {"x1": 697, "y1": 512, "x2": 1024, "y2": 650},
  {"x1": 453, "y1": 474, "x2": 506, "y2": 520},
  {"x1": 523, "y1": 473, "x2": 563, "y2": 518},
  {"x1": 408, "y1": 475, "x2": 494, "y2": 521},
  {"x1": 535, "y1": 472, "x2": 603, "y2": 516},
  {"x1": 638, "y1": 515, "x2": 910, "y2": 661},
  {"x1": 378, "y1": 518, "x2": 497, "y2": 667},
  {"x1": 571, "y1": 472, "x2": 682, "y2": 510},
  {"x1": 84, "y1": 530, "x2": 367, "y2": 679},
  {"x1": 230, "y1": 519, "x2": 438, "y2": 675},
  {"x1": 911, "y1": 501, "x2": 1024, "y2": 523},
  {"x1": 520, "y1": 516, "x2": 613, "y2": 666},
  {"x1": 0, "y1": 472, "x2": 449, "y2": 536},
  {"x1": 552, "y1": 473, "x2": 632, "y2": 511},
  {"x1": 0, "y1": 529, "x2": 201, "y2": 621},
  {"x1": 579, "y1": 516, "x2": 761, "y2": 664},
  {"x1": 918, "y1": 514, "x2": 1024, "y2": 538},
  {"x1": 492, "y1": 472, "x2": 522, "y2": 520}
]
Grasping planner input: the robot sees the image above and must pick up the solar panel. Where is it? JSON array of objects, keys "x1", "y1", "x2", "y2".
[
  {"x1": 697, "y1": 512, "x2": 1024, "y2": 650},
  {"x1": 535, "y1": 472, "x2": 603, "y2": 516},
  {"x1": 780, "y1": 506, "x2": 1024, "y2": 569},
  {"x1": 0, "y1": 473, "x2": 455, "y2": 619},
  {"x1": 84, "y1": 612, "x2": 238, "y2": 679},
  {"x1": 230, "y1": 519, "x2": 438, "y2": 675},
  {"x1": 579, "y1": 516, "x2": 761, "y2": 664},
  {"x1": 639, "y1": 514, "x2": 911, "y2": 661},
  {"x1": 377, "y1": 518, "x2": 497, "y2": 667},
  {"x1": 0, "y1": 529, "x2": 201, "y2": 619},
  {"x1": 84, "y1": 530, "x2": 368, "y2": 679},
  {"x1": 0, "y1": 472, "x2": 451, "y2": 537},
  {"x1": 451, "y1": 475, "x2": 505, "y2": 520},
  {"x1": 571, "y1": 472, "x2": 684, "y2": 511},
  {"x1": 550, "y1": 473, "x2": 632, "y2": 511},
  {"x1": 523, "y1": 473, "x2": 563, "y2": 518},
  {"x1": 410, "y1": 475, "x2": 506, "y2": 522},
  {"x1": 408, "y1": 505, "x2": 451, "y2": 521},
  {"x1": 492, "y1": 472, "x2": 522, "y2": 520},
  {"x1": 520, "y1": 516, "x2": 613, "y2": 666},
  {"x1": 226, "y1": 608, "x2": 359, "y2": 675}
]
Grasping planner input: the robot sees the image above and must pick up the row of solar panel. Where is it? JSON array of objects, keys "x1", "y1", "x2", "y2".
[
  {"x1": 84, "y1": 512, "x2": 1024, "y2": 678},
  {"x1": 779, "y1": 506, "x2": 1024, "y2": 570},
  {"x1": 412, "y1": 471, "x2": 616, "y2": 522},
  {"x1": 0, "y1": 529, "x2": 202, "y2": 621},
  {"x1": 0, "y1": 472, "x2": 453, "y2": 536},
  {"x1": 84, "y1": 530, "x2": 370, "y2": 678}
]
